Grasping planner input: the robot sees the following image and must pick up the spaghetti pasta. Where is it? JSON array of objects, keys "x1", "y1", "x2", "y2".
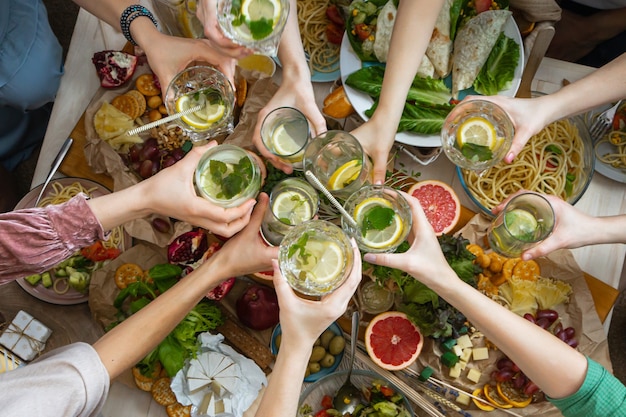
[
  {"x1": 462, "y1": 119, "x2": 587, "y2": 211},
  {"x1": 297, "y1": 0, "x2": 340, "y2": 74},
  {"x1": 595, "y1": 130, "x2": 626, "y2": 170}
]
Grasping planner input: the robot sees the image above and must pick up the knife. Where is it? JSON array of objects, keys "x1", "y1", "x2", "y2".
[{"x1": 34, "y1": 137, "x2": 74, "y2": 207}]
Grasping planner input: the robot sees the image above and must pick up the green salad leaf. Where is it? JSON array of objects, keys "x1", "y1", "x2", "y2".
[{"x1": 474, "y1": 33, "x2": 520, "y2": 96}]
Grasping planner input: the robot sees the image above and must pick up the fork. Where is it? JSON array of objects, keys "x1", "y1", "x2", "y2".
[{"x1": 588, "y1": 100, "x2": 623, "y2": 142}]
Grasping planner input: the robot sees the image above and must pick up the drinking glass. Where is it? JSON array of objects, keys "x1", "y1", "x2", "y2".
[
  {"x1": 488, "y1": 192, "x2": 555, "y2": 258},
  {"x1": 261, "y1": 178, "x2": 320, "y2": 246},
  {"x1": 341, "y1": 185, "x2": 412, "y2": 253},
  {"x1": 216, "y1": 0, "x2": 290, "y2": 56},
  {"x1": 302, "y1": 130, "x2": 372, "y2": 200},
  {"x1": 164, "y1": 65, "x2": 235, "y2": 142},
  {"x1": 441, "y1": 99, "x2": 514, "y2": 171},
  {"x1": 278, "y1": 220, "x2": 354, "y2": 297},
  {"x1": 261, "y1": 107, "x2": 310, "y2": 170},
  {"x1": 151, "y1": 0, "x2": 204, "y2": 38},
  {"x1": 194, "y1": 144, "x2": 262, "y2": 208}
]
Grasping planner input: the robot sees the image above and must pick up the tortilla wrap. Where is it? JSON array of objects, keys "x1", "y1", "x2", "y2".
[
  {"x1": 426, "y1": 0, "x2": 453, "y2": 78},
  {"x1": 417, "y1": 55, "x2": 436, "y2": 79},
  {"x1": 451, "y1": 10, "x2": 512, "y2": 98},
  {"x1": 373, "y1": 0, "x2": 397, "y2": 63}
]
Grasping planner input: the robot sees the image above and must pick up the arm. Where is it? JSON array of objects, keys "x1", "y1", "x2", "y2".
[
  {"x1": 492, "y1": 192, "x2": 626, "y2": 260},
  {"x1": 351, "y1": 0, "x2": 444, "y2": 183},
  {"x1": 73, "y1": 0, "x2": 237, "y2": 92},
  {"x1": 363, "y1": 193, "x2": 589, "y2": 399},
  {"x1": 476, "y1": 52, "x2": 626, "y2": 162},
  {"x1": 93, "y1": 193, "x2": 277, "y2": 379},
  {"x1": 254, "y1": 248, "x2": 362, "y2": 416}
]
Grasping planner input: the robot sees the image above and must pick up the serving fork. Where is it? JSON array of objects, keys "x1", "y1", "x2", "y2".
[{"x1": 588, "y1": 100, "x2": 623, "y2": 143}]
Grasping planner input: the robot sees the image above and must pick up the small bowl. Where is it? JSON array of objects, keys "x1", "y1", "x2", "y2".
[
  {"x1": 457, "y1": 114, "x2": 595, "y2": 217},
  {"x1": 298, "y1": 369, "x2": 415, "y2": 417},
  {"x1": 270, "y1": 322, "x2": 344, "y2": 382}
]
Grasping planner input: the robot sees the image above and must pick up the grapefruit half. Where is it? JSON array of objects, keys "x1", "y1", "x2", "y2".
[
  {"x1": 364, "y1": 311, "x2": 423, "y2": 371},
  {"x1": 407, "y1": 180, "x2": 461, "y2": 235}
]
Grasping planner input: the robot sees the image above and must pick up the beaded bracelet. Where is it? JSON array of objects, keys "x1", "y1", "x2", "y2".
[{"x1": 120, "y1": 4, "x2": 158, "y2": 46}]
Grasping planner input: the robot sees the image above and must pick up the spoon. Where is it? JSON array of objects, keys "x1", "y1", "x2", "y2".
[{"x1": 333, "y1": 311, "x2": 363, "y2": 414}]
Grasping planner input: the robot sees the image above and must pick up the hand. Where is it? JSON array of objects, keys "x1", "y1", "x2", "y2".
[
  {"x1": 252, "y1": 77, "x2": 327, "y2": 173},
  {"x1": 492, "y1": 191, "x2": 597, "y2": 260},
  {"x1": 272, "y1": 240, "x2": 362, "y2": 348},
  {"x1": 196, "y1": 0, "x2": 252, "y2": 59},
  {"x1": 350, "y1": 118, "x2": 395, "y2": 184},
  {"x1": 213, "y1": 193, "x2": 278, "y2": 276},
  {"x1": 138, "y1": 142, "x2": 256, "y2": 237},
  {"x1": 363, "y1": 191, "x2": 452, "y2": 287}
]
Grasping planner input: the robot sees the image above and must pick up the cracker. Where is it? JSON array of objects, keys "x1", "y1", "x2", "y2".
[
  {"x1": 132, "y1": 365, "x2": 160, "y2": 392},
  {"x1": 166, "y1": 402, "x2": 192, "y2": 417},
  {"x1": 111, "y1": 94, "x2": 140, "y2": 119},
  {"x1": 136, "y1": 73, "x2": 161, "y2": 96},
  {"x1": 151, "y1": 377, "x2": 177, "y2": 406},
  {"x1": 126, "y1": 89, "x2": 147, "y2": 116}
]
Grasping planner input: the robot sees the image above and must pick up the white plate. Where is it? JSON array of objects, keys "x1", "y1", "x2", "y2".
[
  {"x1": 340, "y1": 16, "x2": 524, "y2": 147},
  {"x1": 584, "y1": 106, "x2": 626, "y2": 184}
]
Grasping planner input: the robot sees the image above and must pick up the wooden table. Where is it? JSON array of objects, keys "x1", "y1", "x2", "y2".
[{"x1": 26, "y1": 7, "x2": 624, "y2": 417}]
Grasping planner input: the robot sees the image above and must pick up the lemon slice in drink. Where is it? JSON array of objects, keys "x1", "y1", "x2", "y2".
[
  {"x1": 271, "y1": 125, "x2": 301, "y2": 156},
  {"x1": 176, "y1": 94, "x2": 225, "y2": 130},
  {"x1": 328, "y1": 160, "x2": 362, "y2": 190},
  {"x1": 504, "y1": 208, "x2": 538, "y2": 241},
  {"x1": 456, "y1": 117, "x2": 497, "y2": 150},
  {"x1": 353, "y1": 197, "x2": 404, "y2": 249},
  {"x1": 272, "y1": 190, "x2": 312, "y2": 225},
  {"x1": 299, "y1": 240, "x2": 344, "y2": 284},
  {"x1": 241, "y1": 0, "x2": 282, "y2": 25}
]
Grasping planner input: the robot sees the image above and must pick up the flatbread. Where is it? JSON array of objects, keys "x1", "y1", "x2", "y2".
[
  {"x1": 373, "y1": 0, "x2": 397, "y2": 63},
  {"x1": 451, "y1": 10, "x2": 512, "y2": 98},
  {"x1": 417, "y1": 55, "x2": 435, "y2": 79},
  {"x1": 426, "y1": 0, "x2": 453, "y2": 78}
]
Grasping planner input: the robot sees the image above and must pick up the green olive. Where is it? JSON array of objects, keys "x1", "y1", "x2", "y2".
[
  {"x1": 320, "y1": 353, "x2": 335, "y2": 368},
  {"x1": 313, "y1": 337, "x2": 321, "y2": 346},
  {"x1": 308, "y1": 362, "x2": 321, "y2": 374},
  {"x1": 328, "y1": 335, "x2": 346, "y2": 355},
  {"x1": 274, "y1": 334, "x2": 282, "y2": 350},
  {"x1": 320, "y1": 329, "x2": 335, "y2": 349},
  {"x1": 304, "y1": 367, "x2": 311, "y2": 378},
  {"x1": 309, "y1": 346, "x2": 326, "y2": 363}
]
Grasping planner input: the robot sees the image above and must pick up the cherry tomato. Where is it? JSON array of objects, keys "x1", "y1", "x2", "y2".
[
  {"x1": 81, "y1": 241, "x2": 121, "y2": 262},
  {"x1": 314, "y1": 410, "x2": 330, "y2": 417},
  {"x1": 325, "y1": 23, "x2": 344, "y2": 45},
  {"x1": 613, "y1": 109, "x2": 626, "y2": 131},
  {"x1": 475, "y1": 0, "x2": 492, "y2": 13},
  {"x1": 380, "y1": 385, "x2": 395, "y2": 398},
  {"x1": 326, "y1": 4, "x2": 345, "y2": 26},
  {"x1": 321, "y1": 395, "x2": 333, "y2": 409},
  {"x1": 354, "y1": 23, "x2": 372, "y2": 41}
]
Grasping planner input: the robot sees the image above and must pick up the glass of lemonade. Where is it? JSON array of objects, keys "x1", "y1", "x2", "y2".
[
  {"x1": 302, "y1": 130, "x2": 372, "y2": 200},
  {"x1": 195, "y1": 144, "x2": 262, "y2": 208},
  {"x1": 441, "y1": 99, "x2": 514, "y2": 171},
  {"x1": 261, "y1": 107, "x2": 310, "y2": 170},
  {"x1": 165, "y1": 66, "x2": 235, "y2": 142},
  {"x1": 261, "y1": 178, "x2": 320, "y2": 246},
  {"x1": 342, "y1": 185, "x2": 412, "y2": 253},
  {"x1": 216, "y1": 0, "x2": 290, "y2": 56},
  {"x1": 488, "y1": 192, "x2": 555, "y2": 258},
  {"x1": 278, "y1": 220, "x2": 354, "y2": 297}
]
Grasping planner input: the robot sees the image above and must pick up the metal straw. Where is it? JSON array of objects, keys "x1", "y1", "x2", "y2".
[
  {"x1": 126, "y1": 104, "x2": 203, "y2": 135},
  {"x1": 304, "y1": 170, "x2": 358, "y2": 229}
]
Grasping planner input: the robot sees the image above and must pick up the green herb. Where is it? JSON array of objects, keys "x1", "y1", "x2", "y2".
[
  {"x1": 460, "y1": 142, "x2": 493, "y2": 162},
  {"x1": 546, "y1": 144, "x2": 563, "y2": 154},
  {"x1": 565, "y1": 173, "x2": 576, "y2": 197},
  {"x1": 288, "y1": 233, "x2": 311, "y2": 264},
  {"x1": 212, "y1": 156, "x2": 254, "y2": 200},
  {"x1": 361, "y1": 205, "x2": 395, "y2": 236},
  {"x1": 220, "y1": 173, "x2": 244, "y2": 199},
  {"x1": 209, "y1": 160, "x2": 228, "y2": 184},
  {"x1": 248, "y1": 18, "x2": 274, "y2": 40},
  {"x1": 278, "y1": 217, "x2": 292, "y2": 225}
]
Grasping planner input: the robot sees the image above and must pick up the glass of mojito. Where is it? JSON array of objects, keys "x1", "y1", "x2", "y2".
[
  {"x1": 260, "y1": 178, "x2": 319, "y2": 246},
  {"x1": 216, "y1": 0, "x2": 290, "y2": 56},
  {"x1": 441, "y1": 99, "x2": 514, "y2": 171},
  {"x1": 278, "y1": 220, "x2": 354, "y2": 297},
  {"x1": 261, "y1": 107, "x2": 310, "y2": 170},
  {"x1": 342, "y1": 185, "x2": 412, "y2": 253},
  {"x1": 488, "y1": 192, "x2": 555, "y2": 258},
  {"x1": 194, "y1": 144, "x2": 262, "y2": 208},
  {"x1": 302, "y1": 130, "x2": 372, "y2": 200},
  {"x1": 165, "y1": 66, "x2": 235, "y2": 142}
]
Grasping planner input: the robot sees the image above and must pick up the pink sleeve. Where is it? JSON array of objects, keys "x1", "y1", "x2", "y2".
[{"x1": 0, "y1": 194, "x2": 106, "y2": 284}]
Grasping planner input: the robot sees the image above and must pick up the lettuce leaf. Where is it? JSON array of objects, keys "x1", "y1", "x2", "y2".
[{"x1": 473, "y1": 33, "x2": 520, "y2": 96}]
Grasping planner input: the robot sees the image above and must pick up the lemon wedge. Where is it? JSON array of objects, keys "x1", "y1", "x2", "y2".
[
  {"x1": 504, "y1": 208, "x2": 539, "y2": 241},
  {"x1": 353, "y1": 197, "x2": 404, "y2": 249},
  {"x1": 272, "y1": 190, "x2": 312, "y2": 225},
  {"x1": 456, "y1": 117, "x2": 497, "y2": 150},
  {"x1": 241, "y1": 0, "x2": 282, "y2": 25},
  {"x1": 271, "y1": 125, "x2": 302, "y2": 156},
  {"x1": 298, "y1": 239, "x2": 344, "y2": 284},
  {"x1": 328, "y1": 160, "x2": 362, "y2": 190}
]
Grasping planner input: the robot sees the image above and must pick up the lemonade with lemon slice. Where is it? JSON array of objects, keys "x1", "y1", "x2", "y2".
[
  {"x1": 261, "y1": 178, "x2": 319, "y2": 246},
  {"x1": 217, "y1": 0, "x2": 290, "y2": 55},
  {"x1": 488, "y1": 193, "x2": 555, "y2": 257},
  {"x1": 342, "y1": 185, "x2": 412, "y2": 253},
  {"x1": 176, "y1": 89, "x2": 227, "y2": 131},
  {"x1": 279, "y1": 220, "x2": 354, "y2": 296},
  {"x1": 261, "y1": 107, "x2": 309, "y2": 169}
]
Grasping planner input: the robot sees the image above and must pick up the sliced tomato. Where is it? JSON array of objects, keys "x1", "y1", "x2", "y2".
[
  {"x1": 475, "y1": 0, "x2": 492, "y2": 13},
  {"x1": 613, "y1": 110, "x2": 626, "y2": 131},
  {"x1": 326, "y1": 23, "x2": 344, "y2": 45},
  {"x1": 314, "y1": 411, "x2": 330, "y2": 417},
  {"x1": 321, "y1": 394, "x2": 333, "y2": 409},
  {"x1": 326, "y1": 4, "x2": 345, "y2": 26},
  {"x1": 81, "y1": 241, "x2": 121, "y2": 261},
  {"x1": 380, "y1": 385, "x2": 395, "y2": 398},
  {"x1": 354, "y1": 23, "x2": 372, "y2": 41}
]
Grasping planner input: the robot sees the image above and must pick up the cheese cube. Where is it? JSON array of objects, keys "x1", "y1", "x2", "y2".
[
  {"x1": 456, "y1": 393, "x2": 471, "y2": 406},
  {"x1": 452, "y1": 344, "x2": 464, "y2": 357},
  {"x1": 460, "y1": 347, "x2": 473, "y2": 362},
  {"x1": 472, "y1": 347, "x2": 490, "y2": 361},
  {"x1": 467, "y1": 368, "x2": 482, "y2": 383},
  {"x1": 449, "y1": 362, "x2": 463, "y2": 379},
  {"x1": 458, "y1": 360, "x2": 468, "y2": 371},
  {"x1": 455, "y1": 334, "x2": 473, "y2": 349}
]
